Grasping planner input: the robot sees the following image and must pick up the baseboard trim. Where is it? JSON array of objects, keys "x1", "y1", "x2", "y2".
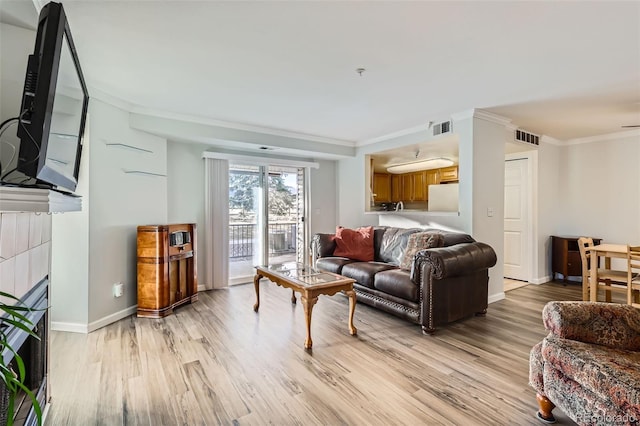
[
  {"x1": 530, "y1": 275, "x2": 552, "y2": 285},
  {"x1": 52, "y1": 305, "x2": 138, "y2": 334},
  {"x1": 88, "y1": 305, "x2": 138, "y2": 333},
  {"x1": 488, "y1": 292, "x2": 505, "y2": 304},
  {"x1": 51, "y1": 321, "x2": 88, "y2": 334},
  {"x1": 198, "y1": 284, "x2": 207, "y2": 292}
]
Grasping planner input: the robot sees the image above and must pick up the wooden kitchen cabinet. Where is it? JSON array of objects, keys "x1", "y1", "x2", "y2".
[
  {"x1": 412, "y1": 171, "x2": 428, "y2": 201},
  {"x1": 373, "y1": 172, "x2": 391, "y2": 202},
  {"x1": 391, "y1": 174, "x2": 402, "y2": 202},
  {"x1": 399, "y1": 171, "x2": 427, "y2": 202},
  {"x1": 439, "y1": 166, "x2": 459, "y2": 182}
]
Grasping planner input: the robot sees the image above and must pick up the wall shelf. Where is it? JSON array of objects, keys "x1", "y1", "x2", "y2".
[
  {"x1": 104, "y1": 141, "x2": 153, "y2": 153},
  {"x1": 123, "y1": 170, "x2": 167, "y2": 177}
]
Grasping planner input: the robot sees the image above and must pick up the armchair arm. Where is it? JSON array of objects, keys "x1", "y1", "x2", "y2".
[
  {"x1": 311, "y1": 233, "x2": 336, "y2": 265},
  {"x1": 542, "y1": 301, "x2": 640, "y2": 351},
  {"x1": 411, "y1": 242, "x2": 497, "y2": 283}
]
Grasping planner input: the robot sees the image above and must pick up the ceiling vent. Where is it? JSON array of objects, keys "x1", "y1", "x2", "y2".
[
  {"x1": 515, "y1": 129, "x2": 540, "y2": 146},
  {"x1": 432, "y1": 120, "x2": 452, "y2": 136}
]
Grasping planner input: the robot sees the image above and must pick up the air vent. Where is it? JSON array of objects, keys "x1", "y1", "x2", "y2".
[
  {"x1": 432, "y1": 121, "x2": 452, "y2": 136},
  {"x1": 515, "y1": 129, "x2": 540, "y2": 146}
]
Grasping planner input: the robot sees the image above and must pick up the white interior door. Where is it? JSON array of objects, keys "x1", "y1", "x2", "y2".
[{"x1": 504, "y1": 158, "x2": 530, "y2": 281}]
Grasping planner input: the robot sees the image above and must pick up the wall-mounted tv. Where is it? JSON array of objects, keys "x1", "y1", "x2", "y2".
[{"x1": 16, "y1": 1, "x2": 89, "y2": 193}]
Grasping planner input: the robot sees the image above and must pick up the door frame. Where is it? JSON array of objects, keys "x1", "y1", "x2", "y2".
[{"x1": 504, "y1": 151, "x2": 538, "y2": 284}]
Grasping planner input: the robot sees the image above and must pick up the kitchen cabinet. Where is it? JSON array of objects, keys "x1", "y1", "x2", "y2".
[
  {"x1": 400, "y1": 171, "x2": 427, "y2": 202},
  {"x1": 391, "y1": 174, "x2": 402, "y2": 202},
  {"x1": 412, "y1": 171, "x2": 428, "y2": 201},
  {"x1": 373, "y1": 172, "x2": 391, "y2": 202},
  {"x1": 439, "y1": 166, "x2": 458, "y2": 182}
]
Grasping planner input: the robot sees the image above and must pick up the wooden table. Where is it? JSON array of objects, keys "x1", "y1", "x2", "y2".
[
  {"x1": 587, "y1": 244, "x2": 627, "y2": 302},
  {"x1": 253, "y1": 262, "x2": 357, "y2": 349}
]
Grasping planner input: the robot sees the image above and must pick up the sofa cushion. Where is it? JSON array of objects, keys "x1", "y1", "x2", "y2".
[
  {"x1": 315, "y1": 257, "x2": 356, "y2": 274},
  {"x1": 399, "y1": 232, "x2": 444, "y2": 271},
  {"x1": 341, "y1": 262, "x2": 398, "y2": 289},
  {"x1": 333, "y1": 226, "x2": 375, "y2": 261},
  {"x1": 378, "y1": 227, "x2": 422, "y2": 264},
  {"x1": 542, "y1": 336, "x2": 640, "y2": 415},
  {"x1": 423, "y1": 228, "x2": 475, "y2": 246},
  {"x1": 373, "y1": 269, "x2": 418, "y2": 302}
]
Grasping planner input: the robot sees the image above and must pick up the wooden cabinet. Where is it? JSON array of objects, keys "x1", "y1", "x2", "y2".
[
  {"x1": 373, "y1": 173, "x2": 391, "y2": 202},
  {"x1": 439, "y1": 166, "x2": 459, "y2": 182},
  {"x1": 389, "y1": 165, "x2": 457, "y2": 203},
  {"x1": 137, "y1": 223, "x2": 198, "y2": 318},
  {"x1": 551, "y1": 236, "x2": 601, "y2": 282},
  {"x1": 411, "y1": 171, "x2": 428, "y2": 201},
  {"x1": 426, "y1": 169, "x2": 440, "y2": 186},
  {"x1": 391, "y1": 174, "x2": 402, "y2": 202}
]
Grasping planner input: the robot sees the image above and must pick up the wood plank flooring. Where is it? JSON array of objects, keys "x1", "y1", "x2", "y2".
[{"x1": 46, "y1": 281, "x2": 586, "y2": 425}]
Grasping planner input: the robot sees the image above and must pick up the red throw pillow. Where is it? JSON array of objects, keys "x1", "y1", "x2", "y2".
[{"x1": 333, "y1": 226, "x2": 375, "y2": 261}]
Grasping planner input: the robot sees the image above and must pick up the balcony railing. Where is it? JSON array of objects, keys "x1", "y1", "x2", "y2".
[{"x1": 229, "y1": 222, "x2": 297, "y2": 259}]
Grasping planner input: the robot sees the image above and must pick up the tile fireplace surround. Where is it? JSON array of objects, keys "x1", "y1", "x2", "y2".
[{"x1": 0, "y1": 186, "x2": 81, "y2": 425}]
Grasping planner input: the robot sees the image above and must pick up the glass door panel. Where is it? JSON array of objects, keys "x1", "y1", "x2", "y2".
[
  {"x1": 228, "y1": 164, "x2": 307, "y2": 284},
  {"x1": 228, "y1": 164, "x2": 263, "y2": 285},
  {"x1": 267, "y1": 166, "x2": 302, "y2": 265}
]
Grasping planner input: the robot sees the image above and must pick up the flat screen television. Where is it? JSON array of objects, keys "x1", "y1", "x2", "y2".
[{"x1": 16, "y1": 1, "x2": 89, "y2": 193}]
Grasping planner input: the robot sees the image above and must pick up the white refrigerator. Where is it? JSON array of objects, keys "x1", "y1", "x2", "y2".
[{"x1": 428, "y1": 183, "x2": 459, "y2": 212}]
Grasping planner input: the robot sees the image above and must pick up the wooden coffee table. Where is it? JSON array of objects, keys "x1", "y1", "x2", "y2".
[{"x1": 253, "y1": 262, "x2": 357, "y2": 349}]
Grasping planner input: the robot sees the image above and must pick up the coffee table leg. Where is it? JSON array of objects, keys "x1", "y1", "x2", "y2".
[
  {"x1": 301, "y1": 295, "x2": 318, "y2": 349},
  {"x1": 346, "y1": 289, "x2": 357, "y2": 336},
  {"x1": 291, "y1": 289, "x2": 297, "y2": 304},
  {"x1": 253, "y1": 274, "x2": 262, "y2": 312}
]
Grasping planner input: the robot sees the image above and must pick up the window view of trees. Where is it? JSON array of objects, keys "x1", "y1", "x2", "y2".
[
  {"x1": 229, "y1": 172, "x2": 296, "y2": 220},
  {"x1": 228, "y1": 166, "x2": 301, "y2": 273}
]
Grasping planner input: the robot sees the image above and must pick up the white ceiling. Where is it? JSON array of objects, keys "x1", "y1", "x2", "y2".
[{"x1": 3, "y1": 1, "x2": 640, "y2": 145}]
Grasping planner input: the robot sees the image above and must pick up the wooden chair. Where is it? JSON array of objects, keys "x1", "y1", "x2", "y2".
[
  {"x1": 577, "y1": 237, "x2": 627, "y2": 302},
  {"x1": 627, "y1": 245, "x2": 640, "y2": 308}
]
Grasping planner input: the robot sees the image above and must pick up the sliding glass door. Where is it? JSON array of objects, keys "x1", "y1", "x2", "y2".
[{"x1": 228, "y1": 164, "x2": 307, "y2": 285}]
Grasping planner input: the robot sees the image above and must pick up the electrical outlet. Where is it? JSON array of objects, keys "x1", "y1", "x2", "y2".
[
  {"x1": 113, "y1": 282, "x2": 124, "y2": 298},
  {"x1": 487, "y1": 207, "x2": 494, "y2": 217}
]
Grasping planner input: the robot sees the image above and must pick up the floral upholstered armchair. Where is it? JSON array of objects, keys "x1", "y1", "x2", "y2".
[{"x1": 529, "y1": 302, "x2": 640, "y2": 425}]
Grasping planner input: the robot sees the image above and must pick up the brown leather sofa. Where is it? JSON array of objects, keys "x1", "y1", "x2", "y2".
[{"x1": 311, "y1": 226, "x2": 497, "y2": 333}]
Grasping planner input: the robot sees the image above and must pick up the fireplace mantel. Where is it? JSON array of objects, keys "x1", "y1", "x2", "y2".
[{"x1": 0, "y1": 186, "x2": 81, "y2": 213}]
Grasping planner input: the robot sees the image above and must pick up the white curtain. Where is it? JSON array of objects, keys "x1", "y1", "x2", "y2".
[{"x1": 204, "y1": 158, "x2": 229, "y2": 289}]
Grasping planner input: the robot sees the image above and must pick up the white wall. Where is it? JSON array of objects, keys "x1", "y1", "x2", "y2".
[
  {"x1": 50, "y1": 117, "x2": 90, "y2": 328},
  {"x1": 468, "y1": 116, "x2": 506, "y2": 301},
  {"x1": 309, "y1": 159, "x2": 339, "y2": 234},
  {"x1": 535, "y1": 141, "x2": 562, "y2": 282},
  {"x1": 166, "y1": 140, "x2": 207, "y2": 285},
  {"x1": 87, "y1": 100, "x2": 168, "y2": 324},
  {"x1": 555, "y1": 133, "x2": 640, "y2": 268}
]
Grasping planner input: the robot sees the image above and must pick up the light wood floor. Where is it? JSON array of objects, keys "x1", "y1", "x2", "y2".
[{"x1": 46, "y1": 281, "x2": 585, "y2": 425}]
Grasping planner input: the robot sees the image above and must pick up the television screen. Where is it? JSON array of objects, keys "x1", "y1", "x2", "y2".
[{"x1": 16, "y1": 1, "x2": 89, "y2": 193}]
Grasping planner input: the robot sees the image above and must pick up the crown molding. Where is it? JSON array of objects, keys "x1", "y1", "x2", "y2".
[
  {"x1": 86, "y1": 85, "x2": 355, "y2": 148},
  {"x1": 565, "y1": 128, "x2": 640, "y2": 146},
  {"x1": 130, "y1": 106, "x2": 355, "y2": 148},
  {"x1": 450, "y1": 109, "x2": 475, "y2": 121},
  {"x1": 88, "y1": 85, "x2": 136, "y2": 112},
  {"x1": 472, "y1": 109, "x2": 512, "y2": 125}
]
